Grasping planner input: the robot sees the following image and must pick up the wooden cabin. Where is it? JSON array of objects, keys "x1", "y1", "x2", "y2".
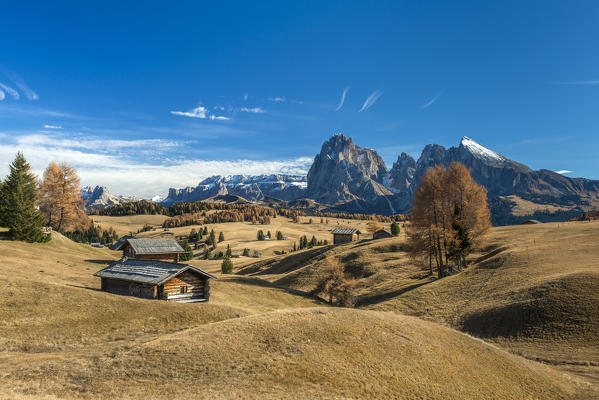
[
  {"x1": 373, "y1": 229, "x2": 393, "y2": 239},
  {"x1": 520, "y1": 219, "x2": 543, "y2": 225},
  {"x1": 111, "y1": 238, "x2": 185, "y2": 263},
  {"x1": 109, "y1": 234, "x2": 136, "y2": 250},
  {"x1": 94, "y1": 258, "x2": 216, "y2": 302},
  {"x1": 331, "y1": 228, "x2": 361, "y2": 244}
]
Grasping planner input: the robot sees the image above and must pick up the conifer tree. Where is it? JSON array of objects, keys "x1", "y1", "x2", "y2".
[
  {"x1": 218, "y1": 231, "x2": 224, "y2": 242},
  {"x1": 221, "y1": 257, "x2": 233, "y2": 274},
  {"x1": 179, "y1": 239, "x2": 193, "y2": 261},
  {"x1": 390, "y1": 221, "x2": 400, "y2": 236},
  {"x1": 0, "y1": 153, "x2": 49, "y2": 242}
]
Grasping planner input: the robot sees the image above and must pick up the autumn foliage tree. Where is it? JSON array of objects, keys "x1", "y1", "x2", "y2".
[
  {"x1": 407, "y1": 162, "x2": 491, "y2": 278},
  {"x1": 38, "y1": 161, "x2": 88, "y2": 232},
  {"x1": 314, "y1": 257, "x2": 356, "y2": 307}
]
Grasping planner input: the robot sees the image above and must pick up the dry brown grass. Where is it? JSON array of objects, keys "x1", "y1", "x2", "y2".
[
  {"x1": 2, "y1": 308, "x2": 595, "y2": 399},
  {"x1": 2, "y1": 218, "x2": 598, "y2": 398},
  {"x1": 239, "y1": 220, "x2": 599, "y2": 385},
  {"x1": 92, "y1": 214, "x2": 170, "y2": 236}
]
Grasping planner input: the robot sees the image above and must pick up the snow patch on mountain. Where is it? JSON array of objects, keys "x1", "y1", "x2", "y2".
[{"x1": 460, "y1": 136, "x2": 504, "y2": 162}]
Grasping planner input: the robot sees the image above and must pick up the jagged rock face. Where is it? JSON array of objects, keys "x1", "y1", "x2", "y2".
[
  {"x1": 83, "y1": 186, "x2": 130, "y2": 211},
  {"x1": 385, "y1": 136, "x2": 599, "y2": 217},
  {"x1": 307, "y1": 133, "x2": 392, "y2": 206},
  {"x1": 163, "y1": 174, "x2": 307, "y2": 204}
]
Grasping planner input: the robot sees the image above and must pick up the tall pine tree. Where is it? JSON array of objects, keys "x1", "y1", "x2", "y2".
[{"x1": 0, "y1": 153, "x2": 49, "y2": 242}]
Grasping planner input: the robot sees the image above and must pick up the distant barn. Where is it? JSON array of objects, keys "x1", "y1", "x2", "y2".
[
  {"x1": 111, "y1": 238, "x2": 185, "y2": 262},
  {"x1": 94, "y1": 258, "x2": 216, "y2": 302},
  {"x1": 520, "y1": 220, "x2": 542, "y2": 225},
  {"x1": 373, "y1": 229, "x2": 392, "y2": 239},
  {"x1": 331, "y1": 228, "x2": 361, "y2": 244}
]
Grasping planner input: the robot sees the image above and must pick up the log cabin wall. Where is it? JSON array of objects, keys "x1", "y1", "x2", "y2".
[
  {"x1": 136, "y1": 253, "x2": 180, "y2": 262},
  {"x1": 333, "y1": 233, "x2": 355, "y2": 244},
  {"x1": 101, "y1": 277, "x2": 157, "y2": 299},
  {"x1": 161, "y1": 270, "x2": 207, "y2": 302}
]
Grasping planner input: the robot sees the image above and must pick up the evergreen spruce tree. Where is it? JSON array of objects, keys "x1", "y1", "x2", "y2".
[
  {"x1": 225, "y1": 244, "x2": 232, "y2": 258},
  {"x1": 218, "y1": 231, "x2": 224, "y2": 242},
  {"x1": 179, "y1": 239, "x2": 193, "y2": 261},
  {"x1": 0, "y1": 153, "x2": 49, "y2": 242},
  {"x1": 221, "y1": 257, "x2": 233, "y2": 274},
  {"x1": 390, "y1": 221, "x2": 400, "y2": 236}
]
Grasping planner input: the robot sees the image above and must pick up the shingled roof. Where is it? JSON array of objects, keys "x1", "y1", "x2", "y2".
[
  {"x1": 331, "y1": 228, "x2": 361, "y2": 235},
  {"x1": 125, "y1": 238, "x2": 185, "y2": 254},
  {"x1": 109, "y1": 235, "x2": 136, "y2": 251},
  {"x1": 94, "y1": 258, "x2": 217, "y2": 285}
]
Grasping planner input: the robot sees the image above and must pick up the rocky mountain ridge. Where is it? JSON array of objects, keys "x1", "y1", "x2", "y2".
[
  {"x1": 82, "y1": 186, "x2": 132, "y2": 211},
  {"x1": 162, "y1": 174, "x2": 307, "y2": 205},
  {"x1": 88, "y1": 134, "x2": 599, "y2": 224}
]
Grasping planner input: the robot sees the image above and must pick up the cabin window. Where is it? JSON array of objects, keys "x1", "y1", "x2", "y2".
[{"x1": 180, "y1": 286, "x2": 187, "y2": 294}]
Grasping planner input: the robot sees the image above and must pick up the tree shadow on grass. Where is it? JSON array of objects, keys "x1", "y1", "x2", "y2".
[
  {"x1": 84, "y1": 259, "x2": 118, "y2": 265},
  {"x1": 66, "y1": 284, "x2": 101, "y2": 292},
  {"x1": 224, "y1": 276, "x2": 319, "y2": 300},
  {"x1": 354, "y1": 279, "x2": 434, "y2": 307}
]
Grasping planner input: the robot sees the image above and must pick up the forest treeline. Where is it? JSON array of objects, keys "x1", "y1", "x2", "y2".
[{"x1": 91, "y1": 199, "x2": 407, "y2": 227}]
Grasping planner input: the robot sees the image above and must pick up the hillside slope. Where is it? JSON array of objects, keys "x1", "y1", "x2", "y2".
[
  {"x1": 2, "y1": 308, "x2": 595, "y2": 399},
  {"x1": 238, "y1": 221, "x2": 599, "y2": 383}
]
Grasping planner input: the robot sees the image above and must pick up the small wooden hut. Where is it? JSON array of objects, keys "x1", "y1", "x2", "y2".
[
  {"x1": 111, "y1": 238, "x2": 185, "y2": 263},
  {"x1": 94, "y1": 258, "x2": 216, "y2": 302},
  {"x1": 373, "y1": 229, "x2": 392, "y2": 239},
  {"x1": 331, "y1": 228, "x2": 361, "y2": 244},
  {"x1": 519, "y1": 220, "x2": 542, "y2": 225}
]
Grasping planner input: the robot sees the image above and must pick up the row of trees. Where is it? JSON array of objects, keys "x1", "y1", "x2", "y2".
[{"x1": 0, "y1": 153, "x2": 120, "y2": 244}]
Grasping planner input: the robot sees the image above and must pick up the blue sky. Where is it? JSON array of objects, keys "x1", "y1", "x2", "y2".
[{"x1": 1, "y1": 1, "x2": 598, "y2": 197}]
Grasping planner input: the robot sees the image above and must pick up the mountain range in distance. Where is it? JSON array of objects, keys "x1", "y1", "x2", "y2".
[{"x1": 86, "y1": 134, "x2": 599, "y2": 225}]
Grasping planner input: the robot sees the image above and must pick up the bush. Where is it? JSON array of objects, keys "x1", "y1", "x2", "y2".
[
  {"x1": 257, "y1": 230, "x2": 264, "y2": 240},
  {"x1": 221, "y1": 258, "x2": 233, "y2": 274},
  {"x1": 242, "y1": 248, "x2": 250, "y2": 257}
]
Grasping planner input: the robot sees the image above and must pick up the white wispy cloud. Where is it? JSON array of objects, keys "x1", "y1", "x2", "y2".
[
  {"x1": 243, "y1": 93, "x2": 248, "y2": 101},
  {"x1": 335, "y1": 87, "x2": 350, "y2": 111},
  {"x1": 0, "y1": 82, "x2": 20, "y2": 100},
  {"x1": 0, "y1": 132, "x2": 312, "y2": 198},
  {"x1": 14, "y1": 82, "x2": 39, "y2": 100},
  {"x1": 557, "y1": 80, "x2": 599, "y2": 85},
  {"x1": 421, "y1": 91, "x2": 443, "y2": 109},
  {"x1": 555, "y1": 170, "x2": 573, "y2": 175},
  {"x1": 268, "y1": 97, "x2": 286, "y2": 102},
  {"x1": 359, "y1": 89, "x2": 383, "y2": 112},
  {"x1": 170, "y1": 105, "x2": 229, "y2": 120},
  {"x1": 44, "y1": 124, "x2": 62, "y2": 129},
  {"x1": 239, "y1": 107, "x2": 266, "y2": 113},
  {"x1": 0, "y1": 89, "x2": 4, "y2": 101}
]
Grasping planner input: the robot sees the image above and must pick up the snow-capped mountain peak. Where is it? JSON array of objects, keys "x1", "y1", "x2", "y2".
[{"x1": 460, "y1": 136, "x2": 504, "y2": 162}]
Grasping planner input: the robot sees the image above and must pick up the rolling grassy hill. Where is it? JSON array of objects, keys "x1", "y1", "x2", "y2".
[
  {"x1": 2, "y1": 308, "x2": 595, "y2": 399},
  {"x1": 1, "y1": 221, "x2": 598, "y2": 398},
  {"x1": 238, "y1": 221, "x2": 599, "y2": 384}
]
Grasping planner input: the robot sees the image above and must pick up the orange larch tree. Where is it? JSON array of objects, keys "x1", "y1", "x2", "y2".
[
  {"x1": 407, "y1": 162, "x2": 491, "y2": 278},
  {"x1": 38, "y1": 161, "x2": 89, "y2": 232}
]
